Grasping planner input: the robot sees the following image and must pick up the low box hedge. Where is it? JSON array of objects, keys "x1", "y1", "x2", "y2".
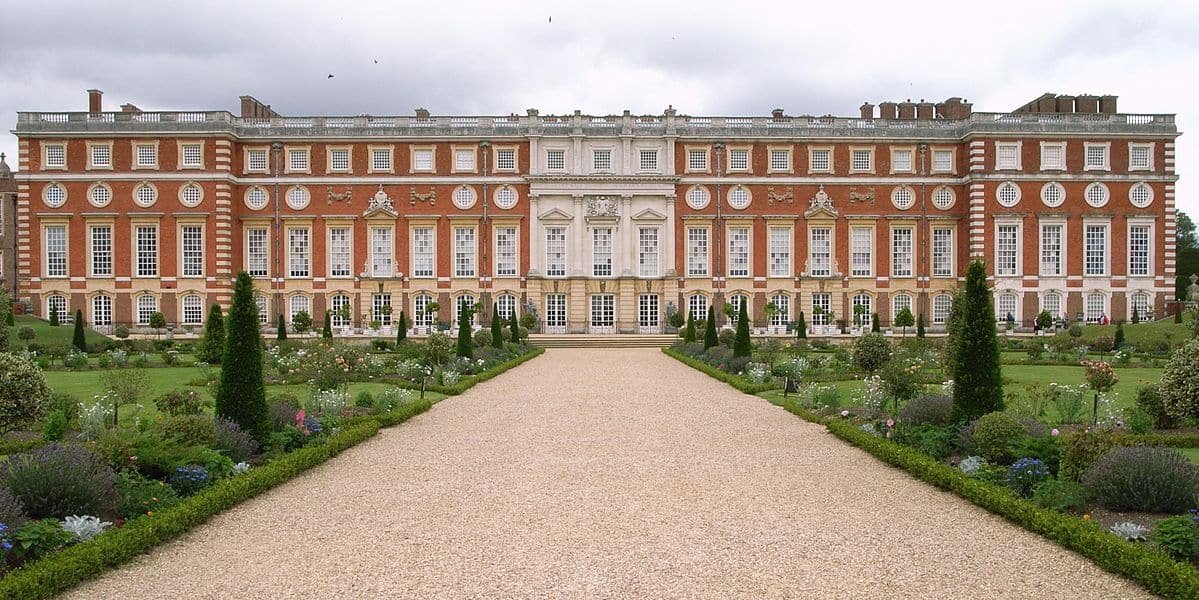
[
  {"x1": 382, "y1": 346, "x2": 545, "y2": 396},
  {"x1": 662, "y1": 347, "x2": 776, "y2": 395},
  {"x1": 0, "y1": 400, "x2": 433, "y2": 600},
  {"x1": 665, "y1": 349, "x2": 1199, "y2": 599}
]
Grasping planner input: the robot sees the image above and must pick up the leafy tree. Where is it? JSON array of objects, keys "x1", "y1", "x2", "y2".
[
  {"x1": 950, "y1": 260, "x2": 1004, "y2": 423},
  {"x1": 17, "y1": 327, "x2": 35, "y2": 343},
  {"x1": 490, "y1": 303, "x2": 504, "y2": 349},
  {"x1": 853, "y1": 333, "x2": 891, "y2": 373},
  {"x1": 510, "y1": 305, "x2": 521, "y2": 343},
  {"x1": 1179, "y1": 211, "x2": 1197, "y2": 252},
  {"x1": 703, "y1": 305, "x2": 718, "y2": 349},
  {"x1": 72, "y1": 309, "x2": 86, "y2": 351},
  {"x1": 1114, "y1": 321, "x2": 1126, "y2": 348},
  {"x1": 733, "y1": 300, "x2": 751, "y2": 358},
  {"x1": 0, "y1": 353, "x2": 51, "y2": 435},
  {"x1": 456, "y1": 303, "x2": 474, "y2": 358},
  {"x1": 871, "y1": 312, "x2": 881, "y2": 333},
  {"x1": 198, "y1": 304, "x2": 226, "y2": 364},
  {"x1": 795, "y1": 311, "x2": 807, "y2": 339},
  {"x1": 683, "y1": 310, "x2": 697, "y2": 343},
  {"x1": 322, "y1": 310, "x2": 333, "y2": 340},
  {"x1": 276, "y1": 314, "x2": 287, "y2": 341},
  {"x1": 916, "y1": 313, "x2": 926, "y2": 338},
  {"x1": 1035, "y1": 310, "x2": 1053, "y2": 331},
  {"x1": 148, "y1": 311, "x2": 167, "y2": 339},
  {"x1": 1160, "y1": 339, "x2": 1199, "y2": 422},
  {"x1": 397, "y1": 310, "x2": 408, "y2": 344},
  {"x1": 48, "y1": 307, "x2": 59, "y2": 327},
  {"x1": 894, "y1": 306, "x2": 915, "y2": 337},
  {"x1": 291, "y1": 310, "x2": 312, "y2": 335},
  {"x1": 0, "y1": 288, "x2": 10, "y2": 352},
  {"x1": 216, "y1": 271, "x2": 269, "y2": 444}
]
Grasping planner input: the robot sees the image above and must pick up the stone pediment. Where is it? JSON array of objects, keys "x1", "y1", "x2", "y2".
[
  {"x1": 632, "y1": 208, "x2": 667, "y2": 221},
  {"x1": 538, "y1": 207, "x2": 574, "y2": 221},
  {"x1": 363, "y1": 185, "x2": 399, "y2": 218},
  {"x1": 803, "y1": 184, "x2": 838, "y2": 219}
]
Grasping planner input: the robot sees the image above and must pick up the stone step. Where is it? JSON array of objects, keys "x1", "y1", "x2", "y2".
[{"x1": 529, "y1": 334, "x2": 677, "y2": 348}]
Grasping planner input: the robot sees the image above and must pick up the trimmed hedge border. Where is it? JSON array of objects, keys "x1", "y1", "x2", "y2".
[
  {"x1": 0, "y1": 399, "x2": 432, "y2": 600},
  {"x1": 663, "y1": 348, "x2": 1199, "y2": 600},
  {"x1": 382, "y1": 346, "x2": 545, "y2": 395},
  {"x1": 662, "y1": 347, "x2": 775, "y2": 395}
]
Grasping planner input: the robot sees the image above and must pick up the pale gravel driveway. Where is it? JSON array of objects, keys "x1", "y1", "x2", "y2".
[{"x1": 64, "y1": 348, "x2": 1150, "y2": 599}]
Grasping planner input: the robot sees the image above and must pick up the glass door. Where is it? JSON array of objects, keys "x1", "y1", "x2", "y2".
[
  {"x1": 638, "y1": 294, "x2": 660, "y2": 333},
  {"x1": 590, "y1": 294, "x2": 615, "y2": 334},
  {"x1": 545, "y1": 294, "x2": 567, "y2": 334}
]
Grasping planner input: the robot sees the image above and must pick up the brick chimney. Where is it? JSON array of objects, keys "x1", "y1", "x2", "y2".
[
  {"x1": 1099, "y1": 95, "x2": 1118, "y2": 114},
  {"x1": 859, "y1": 102, "x2": 874, "y2": 119},
  {"x1": 771, "y1": 108, "x2": 785, "y2": 120},
  {"x1": 878, "y1": 101, "x2": 898, "y2": 120},
  {"x1": 120, "y1": 103, "x2": 142, "y2": 113},
  {"x1": 87, "y1": 89, "x2": 103, "y2": 114},
  {"x1": 916, "y1": 100, "x2": 935, "y2": 120},
  {"x1": 936, "y1": 97, "x2": 973, "y2": 120},
  {"x1": 897, "y1": 99, "x2": 916, "y2": 119},
  {"x1": 1076, "y1": 94, "x2": 1099, "y2": 113},
  {"x1": 415, "y1": 108, "x2": 430, "y2": 119},
  {"x1": 1056, "y1": 95, "x2": 1076, "y2": 113},
  {"x1": 239, "y1": 95, "x2": 280, "y2": 118}
]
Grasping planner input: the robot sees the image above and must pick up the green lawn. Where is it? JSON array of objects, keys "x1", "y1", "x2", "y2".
[
  {"x1": 1051, "y1": 316, "x2": 1194, "y2": 345},
  {"x1": 12, "y1": 314, "x2": 112, "y2": 349},
  {"x1": 1179, "y1": 447, "x2": 1199, "y2": 466}
]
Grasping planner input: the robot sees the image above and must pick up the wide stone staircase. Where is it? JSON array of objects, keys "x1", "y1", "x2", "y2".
[{"x1": 529, "y1": 334, "x2": 678, "y2": 348}]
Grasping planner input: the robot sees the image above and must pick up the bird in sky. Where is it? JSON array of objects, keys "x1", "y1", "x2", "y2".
[
  {"x1": 327, "y1": 74, "x2": 335, "y2": 78},
  {"x1": 548, "y1": 16, "x2": 552, "y2": 23}
]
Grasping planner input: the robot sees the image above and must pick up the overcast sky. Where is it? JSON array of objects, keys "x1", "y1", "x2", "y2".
[{"x1": 1, "y1": 0, "x2": 1195, "y2": 216}]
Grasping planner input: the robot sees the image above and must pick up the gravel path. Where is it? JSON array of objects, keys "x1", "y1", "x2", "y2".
[{"x1": 65, "y1": 348, "x2": 1150, "y2": 599}]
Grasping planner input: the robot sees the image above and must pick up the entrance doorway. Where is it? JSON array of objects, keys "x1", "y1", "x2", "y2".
[
  {"x1": 545, "y1": 294, "x2": 567, "y2": 334},
  {"x1": 638, "y1": 294, "x2": 660, "y2": 334},
  {"x1": 590, "y1": 294, "x2": 615, "y2": 334}
]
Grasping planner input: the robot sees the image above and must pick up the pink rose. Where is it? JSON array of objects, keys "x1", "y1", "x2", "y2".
[
  {"x1": 886, "y1": 419, "x2": 895, "y2": 428},
  {"x1": 841, "y1": 410, "x2": 850, "y2": 417},
  {"x1": 1051, "y1": 428, "x2": 1060, "y2": 437}
]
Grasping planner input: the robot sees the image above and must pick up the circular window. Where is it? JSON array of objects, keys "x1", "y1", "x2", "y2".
[
  {"x1": 1129, "y1": 182, "x2": 1153, "y2": 208},
  {"x1": 996, "y1": 181, "x2": 1021, "y2": 207},
  {"x1": 286, "y1": 186, "x2": 310, "y2": 210},
  {"x1": 493, "y1": 186, "x2": 516, "y2": 210},
  {"x1": 88, "y1": 183, "x2": 112, "y2": 208},
  {"x1": 245, "y1": 187, "x2": 268, "y2": 211},
  {"x1": 179, "y1": 183, "x2": 203, "y2": 208},
  {"x1": 686, "y1": 186, "x2": 710, "y2": 210},
  {"x1": 453, "y1": 186, "x2": 477, "y2": 210},
  {"x1": 1040, "y1": 182, "x2": 1065, "y2": 208},
  {"x1": 43, "y1": 183, "x2": 67, "y2": 208},
  {"x1": 1085, "y1": 182, "x2": 1110, "y2": 208},
  {"x1": 133, "y1": 183, "x2": 158, "y2": 208},
  {"x1": 932, "y1": 186, "x2": 955, "y2": 210},
  {"x1": 891, "y1": 186, "x2": 915, "y2": 210},
  {"x1": 727, "y1": 186, "x2": 751, "y2": 210}
]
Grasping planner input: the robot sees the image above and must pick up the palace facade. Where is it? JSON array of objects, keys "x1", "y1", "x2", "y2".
[{"x1": 9, "y1": 91, "x2": 1179, "y2": 334}]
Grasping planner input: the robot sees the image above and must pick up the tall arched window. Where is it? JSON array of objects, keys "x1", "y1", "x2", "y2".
[
  {"x1": 770, "y1": 292, "x2": 790, "y2": 327},
  {"x1": 182, "y1": 294, "x2": 204, "y2": 325},
  {"x1": 688, "y1": 294, "x2": 708, "y2": 322},
  {"x1": 1041, "y1": 292, "x2": 1062, "y2": 319},
  {"x1": 1130, "y1": 291, "x2": 1151, "y2": 322},
  {"x1": 92, "y1": 295, "x2": 113, "y2": 327},
  {"x1": 46, "y1": 294, "x2": 67, "y2": 323},
  {"x1": 892, "y1": 294, "x2": 913, "y2": 321},
  {"x1": 996, "y1": 292, "x2": 1018, "y2": 323},
  {"x1": 729, "y1": 293, "x2": 748, "y2": 323},
  {"x1": 852, "y1": 293, "x2": 873, "y2": 326},
  {"x1": 932, "y1": 294, "x2": 952, "y2": 325},
  {"x1": 456, "y1": 294, "x2": 476, "y2": 325},
  {"x1": 330, "y1": 294, "x2": 351, "y2": 328},
  {"x1": 290, "y1": 294, "x2": 310, "y2": 321},
  {"x1": 414, "y1": 294, "x2": 435, "y2": 327},
  {"x1": 497, "y1": 294, "x2": 517, "y2": 322},
  {"x1": 1086, "y1": 292, "x2": 1107, "y2": 323},
  {"x1": 255, "y1": 295, "x2": 269, "y2": 325},
  {"x1": 136, "y1": 295, "x2": 158, "y2": 325}
]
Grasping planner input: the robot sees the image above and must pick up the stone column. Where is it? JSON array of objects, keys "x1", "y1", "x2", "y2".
[
  {"x1": 572, "y1": 194, "x2": 585, "y2": 276},
  {"x1": 621, "y1": 194, "x2": 634, "y2": 276},
  {"x1": 528, "y1": 194, "x2": 541, "y2": 276},
  {"x1": 664, "y1": 194, "x2": 677, "y2": 276}
]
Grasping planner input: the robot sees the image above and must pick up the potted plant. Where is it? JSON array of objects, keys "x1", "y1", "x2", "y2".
[
  {"x1": 369, "y1": 318, "x2": 382, "y2": 336},
  {"x1": 336, "y1": 305, "x2": 352, "y2": 336},
  {"x1": 424, "y1": 302, "x2": 441, "y2": 333},
  {"x1": 764, "y1": 301, "x2": 779, "y2": 334},
  {"x1": 379, "y1": 304, "x2": 394, "y2": 336},
  {"x1": 666, "y1": 306, "x2": 685, "y2": 334}
]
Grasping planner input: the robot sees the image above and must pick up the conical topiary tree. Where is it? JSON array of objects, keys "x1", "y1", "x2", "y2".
[
  {"x1": 683, "y1": 310, "x2": 697, "y2": 343},
  {"x1": 456, "y1": 303, "x2": 473, "y2": 358},
  {"x1": 872, "y1": 312, "x2": 881, "y2": 333},
  {"x1": 917, "y1": 313, "x2": 926, "y2": 338},
  {"x1": 796, "y1": 311, "x2": 807, "y2": 339},
  {"x1": 216, "y1": 271, "x2": 269, "y2": 444},
  {"x1": 199, "y1": 304, "x2": 226, "y2": 363},
  {"x1": 0, "y1": 288, "x2": 10, "y2": 352},
  {"x1": 491, "y1": 303, "x2": 504, "y2": 349},
  {"x1": 49, "y1": 306, "x2": 59, "y2": 327},
  {"x1": 72, "y1": 309, "x2": 86, "y2": 351},
  {"x1": 950, "y1": 260, "x2": 1004, "y2": 423},
  {"x1": 396, "y1": 310, "x2": 408, "y2": 344},
  {"x1": 733, "y1": 300, "x2": 751, "y2": 358},
  {"x1": 510, "y1": 305, "x2": 521, "y2": 343},
  {"x1": 276, "y1": 314, "x2": 287, "y2": 341},
  {"x1": 703, "y1": 305, "x2": 718, "y2": 349},
  {"x1": 1114, "y1": 320, "x2": 1125, "y2": 349},
  {"x1": 322, "y1": 310, "x2": 333, "y2": 340}
]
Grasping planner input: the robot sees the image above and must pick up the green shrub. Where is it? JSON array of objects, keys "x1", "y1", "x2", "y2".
[
  {"x1": 0, "y1": 352, "x2": 52, "y2": 435},
  {"x1": 718, "y1": 328, "x2": 735, "y2": 347},
  {"x1": 0, "y1": 443, "x2": 117, "y2": 519},
  {"x1": 897, "y1": 394, "x2": 953, "y2": 427},
  {"x1": 0, "y1": 484, "x2": 29, "y2": 528},
  {"x1": 355, "y1": 390, "x2": 375, "y2": 408},
  {"x1": 271, "y1": 391, "x2": 302, "y2": 409},
  {"x1": 472, "y1": 329, "x2": 492, "y2": 348},
  {"x1": 1058, "y1": 430, "x2": 1121, "y2": 481},
  {"x1": 41, "y1": 410, "x2": 68, "y2": 442},
  {"x1": 115, "y1": 470, "x2": 180, "y2": 520},
  {"x1": 971, "y1": 412, "x2": 1026, "y2": 464},
  {"x1": 1068, "y1": 324, "x2": 1083, "y2": 338},
  {"x1": 1135, "y1": 384, "x2": 1175, "y2": 430},
  {"x1": 159, "y1": 415, "x2": 217, "y2": 447},
  {"x1": 1030, "y1": 479, "x2": 1088, "y2": 514},
  {"x1": 9, "y1": 518, "x2": 76, "y2": 562},
  {"x1": 892, "y1": 424, "x2": 955, "y2": 460},
  {"x1": 216, "y1": 272, "x2": 269, "y2": 444},
  {"x1": 1152, "y1": 514, "x2": 1199, "y2": 561},
  {"x1": 1023, "y1": 338, "x2": 1044, "y2": 360},
  {"x1": 214, "y1": 418, "x2": 258, "y2": 463},
  {"x1": 853, "y1": 333, "x2": 891, "y2": 373},
  {"x1": 1082, "y1": 446, "x2": 1199, "y2": 513},
  {"x1": 1126, "y1": 407, "x2": 1154, "y2": 435},
  {"x1": 1005, "y1": 458, "x2": 1052, "y2": 498},
  {"x1": 950, "y1": 261, "x2": 1004, "y2": 423},
  {"x1": 154, "y1": 390, "x2": 205, "y2": 417},
  {"x1": 1011, "y1": 435, "x2": 1061, "y2": 476},
  {"x1": 1159, "y1": 339, "x2": 1199, "y2": 423}
]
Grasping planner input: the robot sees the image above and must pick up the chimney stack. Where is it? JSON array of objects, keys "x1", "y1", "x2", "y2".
[
  {"x1": 239, "y1": 95, "x2": 280, "y2": 118},
  {"x1": 1056, "y1": 95, "x2": 1076, "y2": 113},
  {"x1": 87, "y1": 89, "x2": 103, "y2": 114},
  {"x1": 1076, "y1": 94, "x2": 1099, "y2": 114},
  {"x1": 897, "y1": 99, "x2": 916, "y2": 119},
  {"x1": 771, "y1": 108, "x2": 785, "y2": 120},
  {"x1": 916, "y1": 100, "x2": 935, "y2": 120},
  {"x1": 120, "y1": 103, "x2": 142, "y2": 113},
  {"x1": 859, "y1": 102, "x2": 874, "y2": 119},
  {"x1": 878, "y1": 101, "x2": 898, "y2": 120},
  {"x1": 415, "y1": 108, "x2": 431, "y2": 119},
  {"x1": 1099, "y1": 95, "x2": 1118, "y2": 114}
]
